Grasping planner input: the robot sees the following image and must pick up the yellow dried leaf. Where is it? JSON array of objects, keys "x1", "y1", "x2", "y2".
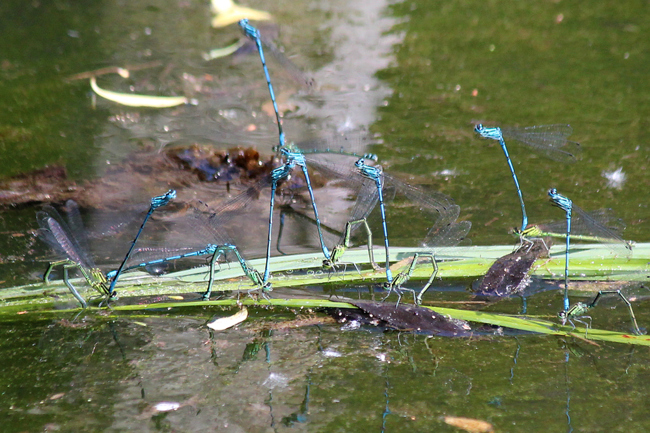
[
  {"x1": 210, "y1": 0, "x2": 272, "y2": 28},
  {"x1": 442, "y1": 416, "x2": 494, "y2": 433},
  {"x1": 203, "y1": 39, "x2": 246, "y2": 61},
  {"x1": 207, "y1": 307, "x2": 248, "y2": 331},
  {"x1": 90, "y1": 77, "x2": 191, "y2": 108}
]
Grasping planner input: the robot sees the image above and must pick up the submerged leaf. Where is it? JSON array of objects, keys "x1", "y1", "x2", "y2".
[
  {"x1": 442, "y1": 416, "x2": 494, "y2": 433},
  {"x1": 207, "y1": 306, "x2": 248, "y2": 331},
  {"x1": 203, "y1": 39, "x2": 246, "y2": 61},
  {"x1": 90, "y1": 77, "x2": 191, "y2": 108},
  {"x1": 211, "y1": 0, "x2": 272, "y2": 28}
]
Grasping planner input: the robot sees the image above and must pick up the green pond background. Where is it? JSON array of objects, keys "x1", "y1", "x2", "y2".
[{"x1": 0, "y1": 0, "x2": 649, "y2": 432}]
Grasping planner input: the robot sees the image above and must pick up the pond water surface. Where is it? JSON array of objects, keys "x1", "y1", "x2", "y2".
[{"x1": 1, "y1": 0, "x2": 649, "y2": 431}]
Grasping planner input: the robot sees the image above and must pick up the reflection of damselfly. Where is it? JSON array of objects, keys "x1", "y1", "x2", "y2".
[{"x1": 36, "y1": 200, "x2": 110, "y2": 308}]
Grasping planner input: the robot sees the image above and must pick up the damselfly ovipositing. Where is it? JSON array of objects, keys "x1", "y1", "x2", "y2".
[
  {"x1": 548, "y1": 188, "x2": 633, "y2": 312},
  {"x1": 353, "y1": 158, "x2": 469, "y2": 304},
  {"x1": 559, "y1": 289, "x2": 643, "y2": 336},
  {"x1": 240, "y1": 19, "x2": 385, "y2": 286},
  {"x1": 27, "y1": 18, "x2": 645, "y2": 345},
  {"x1": 36, "y1": 200, "x2": 110, "y2": 308},
  {"x1": 108, "y1": 185, "x2": 272, "y2": 300}
]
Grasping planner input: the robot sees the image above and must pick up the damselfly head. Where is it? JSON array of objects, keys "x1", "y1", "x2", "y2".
[
  {"x1": 473, "y1": 124, "x2": 503, "y2": 141},
  {"x1": 151, "y1": 189, "x2": 176, "y2": 209}
]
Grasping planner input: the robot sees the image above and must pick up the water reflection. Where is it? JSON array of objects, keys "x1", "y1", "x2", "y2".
[{"x1": 1, "y1": 304, "x2": 649, "y2": 431}]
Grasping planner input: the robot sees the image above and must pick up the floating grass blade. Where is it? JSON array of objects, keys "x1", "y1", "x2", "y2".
[
  {"x1": 21, "y1": 299, "x2": 650, "y2": 347},
  {"x1": 9, "y1": 244, "x2": 650, "y2": 306}
]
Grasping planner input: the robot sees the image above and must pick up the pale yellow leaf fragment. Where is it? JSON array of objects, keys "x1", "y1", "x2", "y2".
[
  {"x1": 203, "y1": 39, "x2": 246, "y2": 61},
  {"x1": 211, "y1": 0, "x2": 272, "y2": 28},
  {"x1": 442, "y1": 416, "x2": 494, "y2": 433},
  {"x1": 207, "y1": 306, "x2": 248, "y2": 331},
  {"x1": 90, "y1": 77, "x2": 190, "y2": 108}
]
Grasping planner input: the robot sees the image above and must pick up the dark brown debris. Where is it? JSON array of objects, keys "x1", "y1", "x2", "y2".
[
  {"x1": 331, "y1": 300, "x2": 473, "y2": 336},
  {"x1": 0, "y1": 145, "x2": 275, "y2": 209},
  {"x1": 474, "y1": 239, "x2": 549, "y2": 298}
]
